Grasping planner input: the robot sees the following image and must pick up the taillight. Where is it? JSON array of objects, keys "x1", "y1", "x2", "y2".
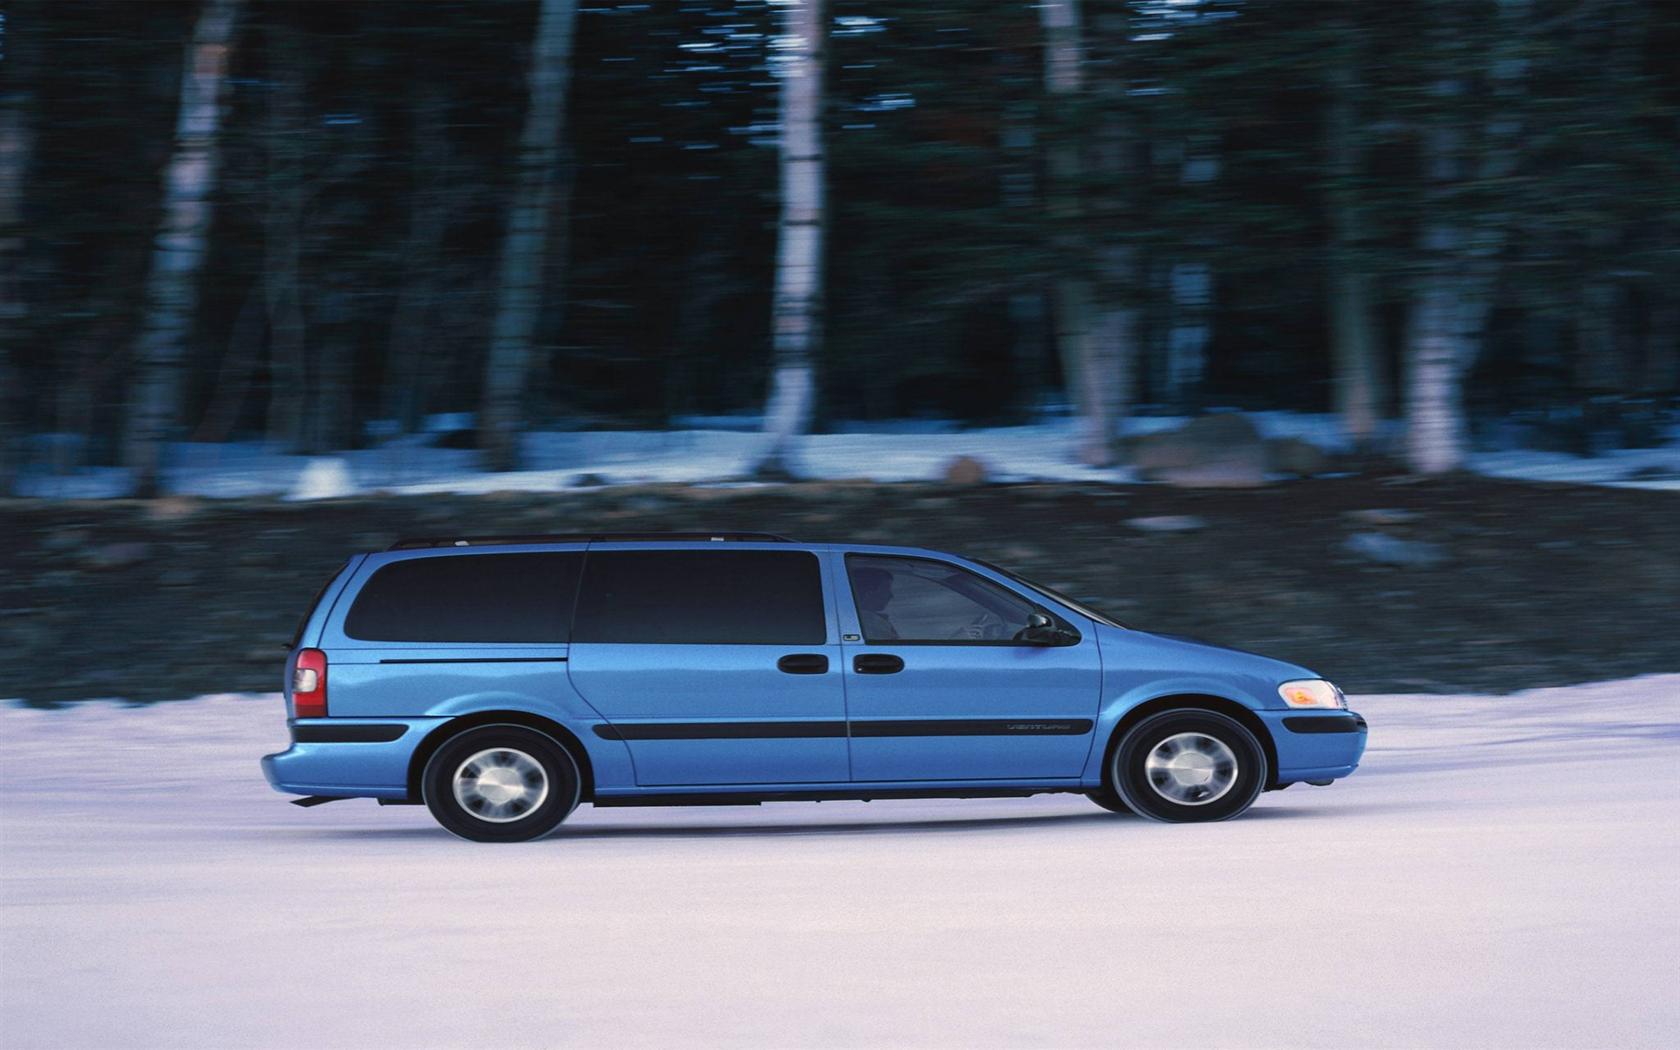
[{"x1": 293, "y1": 648, "x2": 328, "y2": 718}]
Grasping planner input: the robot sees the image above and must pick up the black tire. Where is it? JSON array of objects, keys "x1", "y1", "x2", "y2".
[
  {"x1": 421, "y1": 725, "x2": 581, "y2": 842},
  {"x1": 1084, "y1": 786, "x2": 1134, "y2": 815},
  {"x1": 1108, "y1": 709, "x2": 1268, "y2": 824}
]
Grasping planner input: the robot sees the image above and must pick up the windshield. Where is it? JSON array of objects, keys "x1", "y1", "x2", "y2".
[{"x1": 970, "y1": 558, "x2": 1129, "y2": 630}]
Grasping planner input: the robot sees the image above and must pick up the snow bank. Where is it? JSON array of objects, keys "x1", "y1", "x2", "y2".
[
  {"x1": 15, "y1": 412, "x2": 1676, "y2": 499},
  {"x1": 3, "y1": 677, "x2": 1676, "y2": 1048},
  {"x1": 1468, "y1": 444, "x2": 1680, "y2": 491}
]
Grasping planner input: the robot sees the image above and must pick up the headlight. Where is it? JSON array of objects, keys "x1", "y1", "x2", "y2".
[{"x1": 1279, "y1": 679, "x2": 1344, "y2": 709}]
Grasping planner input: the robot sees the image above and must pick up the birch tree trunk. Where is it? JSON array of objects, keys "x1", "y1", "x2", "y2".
[
  {"x1": 121, "y1": 0, "x2": 243, "y2": 497},
  {"x1": 1404, "y1": 3, "x2": 1525, "y2": 476},
  {"x1": 1088, "y1": 8, "x2": 1137, "y2": 452},
  {"x1": 1404, "y1": 261, "x2": 1472, "y2": 475},
  {"x1": 752, "y1": 0, "x2": 826, "y2": 478},
  {"x1": 1326, "y1": 16, "x2": 1383, "y2": 450},
  {"x1": 0, "y1": 6, "x2": 43, "y2": 495},
  {"x1": 1039, "y1": 0, "x2": 1119, "y2": 467},
  {"x1": 1404, "y1": 72, "x2": 1472, "y2": 475},
  {"x1": 480, "y1": 0, "x2": 578, "y2": 473}
]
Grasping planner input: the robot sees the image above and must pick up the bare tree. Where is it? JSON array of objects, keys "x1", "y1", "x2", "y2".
[
  {"x1": 1326, "y1": 11, "x2": 1383, "y2": 451},
  {"x1": 480, "y1": 0, "x2": 578, "y2": 473},
  {"x1": 752, "y1": 0, "x2": 827, "y2": 478},
  {"x1": 383, "y1": 84, "x2": 453, "y2": 435},
  {"x1": 261, "y1": 13, "x2": 309, "y2": 452},
  {"x1": 0, "y1": 2, "x2": 44, "y2": 494},
  {"x1": 1164, "y1": 138, "x2": 1216, "y2": 409},
  {"x1": 1574, "y1": 0, "x2": 1639, "y2": 394},
  {"x1": 1039, "y1": 0, "x2": 1124, "y2": 467},
  {"x1": 1403, "y1": 0, "x2": 1528, "y2": 474},
  {"x1": 1404, "y1": 71, "x2": 1474, "y2": 476},
  {"x1": 121, "y1": 0, "x2": 244, "y2": 497}
]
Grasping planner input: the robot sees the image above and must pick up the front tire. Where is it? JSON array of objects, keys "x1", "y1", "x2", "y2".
[
  {"x1": 1109, "y1": 709, "x2": 1267, "y2": 823},
  {"x1": 422, "y1": 725, "x2": 581, "y2": 842},
  {"x1": 1084, "y1": 785, "x2": 1133, "y2": 815}
]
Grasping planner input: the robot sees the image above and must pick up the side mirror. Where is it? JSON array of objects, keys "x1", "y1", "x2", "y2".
[{"x1": 1018, "y1": 612, "x2": 1075, "y2": 646}]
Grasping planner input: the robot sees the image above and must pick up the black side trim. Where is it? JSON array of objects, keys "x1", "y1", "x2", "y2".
[
  {"x1": 852, "y1": 718, "x2": 1094, "y2": 737},
  {"x1": 293, "y1": 724, "x2": 408, "y2": 743},
  {"x1": 596, "y1": 721, "x2": 847, "y2": 741},
  {"x1": 592, "y1": 718, "x2": 1094, "y2": 741},
  {"x1": 377, "y1": 657, "x2": 568, "y2": 664},
  {"x1": 593, "y1": 787, "x2": 1083, "y2": 807},
  {"x1": 1282, "y1": 714, "x2": 1367, "y2": 734}
]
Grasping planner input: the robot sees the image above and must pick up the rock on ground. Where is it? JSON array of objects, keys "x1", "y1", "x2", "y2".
[{"x1": 1130, "y1": 413, "x2": 1268, "y2": 488}]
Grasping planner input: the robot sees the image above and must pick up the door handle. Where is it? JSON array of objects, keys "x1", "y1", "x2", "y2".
[
  {"x1": 777, "y1": 653, "x2": 830, "y2": 675},
  {"x1": 853, "y1": 654, "x2": 904, "y2": 675}
]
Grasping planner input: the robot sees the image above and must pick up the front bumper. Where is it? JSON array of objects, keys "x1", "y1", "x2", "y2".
[
  {"x1": 1258, "y1": 708, "x2": 1368, "y2": 784},
  {"x1": 261, "y1": 718, "x2": 447, "y2": 800}
]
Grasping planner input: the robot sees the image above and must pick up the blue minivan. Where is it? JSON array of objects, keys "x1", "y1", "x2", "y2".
[{"x1": 264, "y1": 533, "x2": 1366, "y2": 841}]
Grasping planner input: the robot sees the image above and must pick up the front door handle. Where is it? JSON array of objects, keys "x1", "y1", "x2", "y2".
[
  {"x1": 853, "y1": 653, "x2": 905, "y2": 675},
  {"x1": 777, "y1": 653, "x2": 830, "y2": 675}
]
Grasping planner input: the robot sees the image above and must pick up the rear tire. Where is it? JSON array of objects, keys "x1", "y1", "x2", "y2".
[
  {"x1": 1109, "y1": 709, "x2": 1267, "y2": 824},
  {"x1": 422, "y1": 725, "x2": 581, "y2": 842}
]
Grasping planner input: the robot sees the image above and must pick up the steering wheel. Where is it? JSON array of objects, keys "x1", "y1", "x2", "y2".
[{"x1": 955, "y1": 612, "x2": 1008, "y2": 641}]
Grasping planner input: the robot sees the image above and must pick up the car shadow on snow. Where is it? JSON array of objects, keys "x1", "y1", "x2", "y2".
[{"x1": 279, "y1": 803, "x2": 1349, "y2": 842}]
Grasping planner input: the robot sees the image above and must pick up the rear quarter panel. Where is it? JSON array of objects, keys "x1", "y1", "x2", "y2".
[{"x1": 312, "y1": 553, "x2": 636, "y2": 790}]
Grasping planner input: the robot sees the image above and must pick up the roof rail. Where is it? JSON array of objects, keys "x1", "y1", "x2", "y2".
[{"x1": 386, "y1": 532, "x2": 795, "y2": 551}]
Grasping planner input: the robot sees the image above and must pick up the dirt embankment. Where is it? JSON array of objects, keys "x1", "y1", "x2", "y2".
[{"x1": 2, "y1": 477, "x2": 1675, "y2": 703}]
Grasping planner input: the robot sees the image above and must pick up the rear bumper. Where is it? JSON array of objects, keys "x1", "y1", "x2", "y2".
[
  {"x1": 1258, "y1": 708, "x2": 1368, "y2": 784},
  {"x1": 261, "y1": 718, "x2": 447, "y2": 800}
]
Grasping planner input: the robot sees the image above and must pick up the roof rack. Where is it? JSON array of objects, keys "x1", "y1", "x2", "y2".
[{"x1": 387, "y1": 532, "x2": 795, "y2": 551}]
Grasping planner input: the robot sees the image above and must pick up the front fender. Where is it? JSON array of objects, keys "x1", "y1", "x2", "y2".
[{"x1": 1081, "y1": 674, "x2": 1277, "y2": 784}]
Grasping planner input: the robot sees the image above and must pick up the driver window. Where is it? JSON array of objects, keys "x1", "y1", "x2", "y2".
[{"x1": 847, "y1": 555, "x2": 1035, "y2": 644}]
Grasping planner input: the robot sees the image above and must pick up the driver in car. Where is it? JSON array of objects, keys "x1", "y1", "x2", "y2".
[{"x1": 852, "y1": 566, "x2": 899, "y2": 640}]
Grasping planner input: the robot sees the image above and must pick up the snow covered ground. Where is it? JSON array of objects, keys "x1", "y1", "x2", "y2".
[
  {"x1": 18, "y1": 412, "x2": 1678, "y2": 498},
  {"x1": 2, "y1": 677, "x2": 1677, "y2": 1049}
]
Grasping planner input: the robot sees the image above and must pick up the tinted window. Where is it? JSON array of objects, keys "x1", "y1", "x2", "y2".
[
  {"x1": 573, "y1": 550, "x2": 825, "y2": 644},
  {"x1": 848, "y1": 555, "x2": 1036, "y2": 643},
  {"x1": 344, "y1": 553, "x2": 582, "y2": 642}
]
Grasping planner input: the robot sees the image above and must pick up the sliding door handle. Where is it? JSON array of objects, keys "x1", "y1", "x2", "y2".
[
  {"x1": 853, "y1": 654, "x2": 904, "y2": 675},
  {"x1": 777, "y1": 653, "x2": 830, "y2": 675}
]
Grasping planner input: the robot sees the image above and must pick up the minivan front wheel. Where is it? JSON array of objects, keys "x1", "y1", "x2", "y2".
[
  {"x1": 422, "y1": 725, "x2": 580, "y2": 842},
  {"x1": 1084, "y1": 785, "x2": 1133, "y2": 815},
  {"x1": 1109, "y1": 710, "x2": 1267, "y2": 823}
]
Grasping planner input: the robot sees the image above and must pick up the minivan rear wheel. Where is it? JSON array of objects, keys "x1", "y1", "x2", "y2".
[
  {"x1": 1109, "y1": 709, "x2": 1267, "y2": 823},
  {"x1": 422, "y1": 725, "x2": 580, "y2": 842}
]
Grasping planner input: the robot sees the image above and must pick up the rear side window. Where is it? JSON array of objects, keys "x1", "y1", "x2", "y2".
[
  {"x1": 572, "y1": 550, "x2": 825, "y2": 645},
  {"x1": 344, "y1": 553, "x2": 582, "y2": 643}
]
